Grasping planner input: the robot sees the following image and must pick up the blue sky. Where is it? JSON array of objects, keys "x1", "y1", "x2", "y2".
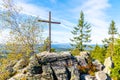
[{"x1": 0, "y1": 0, "x2": 120, "y2": 44}]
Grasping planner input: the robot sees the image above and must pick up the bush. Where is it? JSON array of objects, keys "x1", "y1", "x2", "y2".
[
  {"x1": 111, "y1": 38, "x2": 120, "y2": 79},
  {"x1": 51, "y1": 48, "x2": 56, "y2": 52},
  {"x1": 71, "y1": 48, "x2": 80, "y2": 56},
  {"x1": 77, "y1": 57, "x2": 97, "y2": 76},
  {"x1": 91, "y1": 44, "x2": 106, "y2": 63}
]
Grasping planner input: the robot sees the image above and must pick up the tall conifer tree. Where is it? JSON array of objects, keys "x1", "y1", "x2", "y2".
[
  {"x1": 71, "y1": 11, "x2": 91, "y2": 51},
  {"x1": 109, "y1": 20, "x2": 117, "y2": 56}
]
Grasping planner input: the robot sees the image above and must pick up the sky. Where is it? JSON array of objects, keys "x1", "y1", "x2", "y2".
[{"x1": 0, "y1": 0, "x2": 120, "y2": 44}]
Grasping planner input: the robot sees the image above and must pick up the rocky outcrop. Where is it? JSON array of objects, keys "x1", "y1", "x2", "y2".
[
  {"x1": 8, "y1": 52, "x2": 78, "y2": 80},
  {"x1": 103, "y1": 57, "x2": 114, "y2": 75},
  {"x1": 7, "y1": 51, "x2": 112, "y2": 80}
]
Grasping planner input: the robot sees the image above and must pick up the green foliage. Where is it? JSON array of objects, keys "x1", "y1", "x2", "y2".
[
  {"x1": 91, "y1": 44, "x2": 106, "y2": 63},
  {"x1": 0, "y1": 0, "x2": 43, "y2": 55},
  {"x1": 111, "y1": 56, "x2": 120, "y2": 80},
  {"x1": 111, "y1": 38, "x2": 120, "y2": 79},
  {"x1": 102, "y1": 38, "x2": 111, "y2": 48},
  {"x1": 108, "y1": 20, "x2": 117, "y2": 36},
  {"x1": 70, "y1": 11, "x2": 91, "y2": 51},
  {"x1": 71, "y1": 48, "x2": 80, "y2": 56},
  {"x1": 105, "y1": 43, "x2": 113, "y2": 57},
  {"x1": 102, "y1": 20, "x2": 118, "y2": 56},
  {"x1": 40, "y1": 37, "x2": 57, "y2": 52},
  {"x1": 40, "y1": 37, "x2": 50, "y2": 52},
  {"x1": 51, "y1": 48, "x2": 56, "y2": 52}
]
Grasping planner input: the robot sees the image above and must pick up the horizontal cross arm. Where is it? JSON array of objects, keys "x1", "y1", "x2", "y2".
[{"x1": 38, "y1": 20, "x2": 61, "y2": 24}]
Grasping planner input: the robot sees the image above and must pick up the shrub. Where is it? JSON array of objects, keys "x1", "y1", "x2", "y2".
[
  {"x1": 51, "y1": 48, "x2": 56, "y2": 52},
  {"x1": 77, "y1": 57, "x2": 97, "y2": 76},
  {"x1": 71, "y1": 48, "x2": 80, "y2": 56},
  {"x1": 91, "y1": 44, "x2": 106, "y2": 63}
]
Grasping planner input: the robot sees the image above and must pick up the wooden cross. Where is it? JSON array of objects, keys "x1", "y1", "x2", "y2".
[{"x1": 38, "y1": 11, "x2": 61, "y2": 52}]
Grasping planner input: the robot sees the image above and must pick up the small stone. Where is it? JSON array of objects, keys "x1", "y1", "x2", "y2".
[
  {"x1": 92, "y1": 60, "x2": 103, "y2": 71},
  {"x1": 85, "y1": 75, "x2": 96, "y2": 80},
  {"x1": 95, "y1": 71, "x2": 107, "y2": 80},
  {"x1": 80, "y1": 51, "x2": 90, "y2": 58}
]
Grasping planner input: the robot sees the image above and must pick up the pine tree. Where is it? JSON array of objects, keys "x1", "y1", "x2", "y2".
[
  {"x1": 70, "y1": 11, "x2": 91, "y2": 51},
  {"x1": 109, "y1": 20, "x2": 117, "y2": 56},
  {"x1": 103, "y1": 20, "x2": 117, "y2": 56},
  {"x1": 109, "y1": 20, "x2": 117, "y2": 43}
]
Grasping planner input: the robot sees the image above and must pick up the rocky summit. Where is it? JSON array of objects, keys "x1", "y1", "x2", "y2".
[{"x1": 7, "y1": 51, "x2": 112, "y2": 80}]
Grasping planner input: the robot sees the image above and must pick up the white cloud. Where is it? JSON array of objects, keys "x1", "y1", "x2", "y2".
[
  {"x1": 43, "y1": 30, "x2": 73, "y2": 43},
  {"x1": 16, "y1": 2, "x2": 49, "y2": 19},
  {"x1": 59, "y1": 20, "x2": 75, "y2": 31},
  {"x1": 51, "y1": 31, "x2": 73, "y2": 43},
  {"x1": 15, "y1": 0, "x2": 75, "y2": 43},
  {"x1": 16, "y1": 0, "x2": 74, "y2": 31}
]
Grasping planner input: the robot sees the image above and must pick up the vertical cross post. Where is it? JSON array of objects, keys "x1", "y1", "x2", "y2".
[
  {"x1": 49, "y1": 11, "x2": 51, "y2": 52},
  {"x1": 38, "y1": 11, "x2": 61, "y2": 52}
]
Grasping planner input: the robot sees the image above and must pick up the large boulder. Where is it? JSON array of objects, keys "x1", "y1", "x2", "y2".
[{"x1": 103, "y1": 57, "x2": 114, "y2": 75}]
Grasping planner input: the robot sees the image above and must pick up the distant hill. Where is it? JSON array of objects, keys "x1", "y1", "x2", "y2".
[
  {"x1": 51, "y1": 43, "x2": 72, "y2": 52},
  {"x1": 0, "y1": 44, "x2": 103, "y2": 53},
  {"x1": 51, "y1": 43, "x2": 103, "y2": 51}
]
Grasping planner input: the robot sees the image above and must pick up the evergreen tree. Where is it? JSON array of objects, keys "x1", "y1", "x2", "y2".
[
  {"x1": 109, "y1": 20, "x2": 117, "y2": 56},
  {"x1": 103, "y1": 20, "x2": 117, "y2": 56},
  {"x1": 70, "y1": 11, "x2": 91, "y2": 51},
  {"x1": 109, "y1": 20, "x2": 117, "y2": 43}
]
